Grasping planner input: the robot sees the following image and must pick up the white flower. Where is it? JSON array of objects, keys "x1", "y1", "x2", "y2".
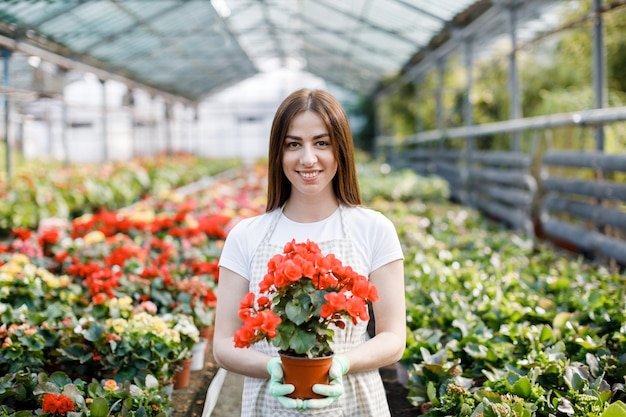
[
  {"x1": 173, "y1": 315, "x2": 200, "y2": 342},
  {"x1": 145, "y1": 374, "x2": 159, "y2": 389},
  {"x1": 129, "y1": 384, "x2": 143, "y2": 397}
]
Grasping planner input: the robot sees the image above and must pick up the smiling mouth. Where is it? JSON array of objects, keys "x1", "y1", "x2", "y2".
[{"x1": 299, "y1": 171, "x2": 320, "y2": 179}]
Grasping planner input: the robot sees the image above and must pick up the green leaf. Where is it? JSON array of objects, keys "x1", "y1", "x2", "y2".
[
  {"x1": 23, "y1": 336, "x2": 45, "y2": 351},
  {"x1": 32, "y1": 381, "x2": 59, "y2": 396},
  {"x1": 600, "y1": 401, "x2": 626, "y2": 417},
  {"x1": 90, "y1": 397, "x2": 109, "y2": 417},
  {"x1": 426, "y1": 381, "x2": 437, "y2": 402},
  {"x1": 84, "y1": 322, "x2": 104, "y2": 342},
  {"x1": 285, "y1": 298, "x2": 310, "y2": 325},
  {"x1": 62, "y1": 384, "x2": 87, "y2": 409},
  {"x1": 122, "y1": 397, "x2": 134, "y2": 416},
  {"x1": 288, "y1": 330, "x2": 317, "y2": 355},
  {"x1": 511, "y1": 376, "x2": 532, "y2": 398},
  {"x1": 464, "y1": 343, "x2": 488, "y2": 359},
  {"x1": 135, "y1": 406, "x2": 148, "y2": 417},
  {"x1": 49, "y1": 372, "x2": 73, "y2": 388}
]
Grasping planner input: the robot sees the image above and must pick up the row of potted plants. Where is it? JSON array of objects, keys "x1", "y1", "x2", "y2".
[
  {"x1": 364, "y1": 178, "x2": 626, "y2": 416},
  {"x1": 2, "y1": 153, "x2": 625, "y2": 416},
  {"x1": 0, "y1": 153, "x2": 241, "y2": 232},
  {"x1": 0, "y1": 157, "x2": 266, "y2": 416}
]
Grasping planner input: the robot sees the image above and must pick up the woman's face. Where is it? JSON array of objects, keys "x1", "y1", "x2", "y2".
[{"x1": 282, "y1": 111, "x2": 338, "y2": 199}]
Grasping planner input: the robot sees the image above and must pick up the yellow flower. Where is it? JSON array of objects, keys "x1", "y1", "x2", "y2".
[
  {"x1": 0, "y1": 255, "x2": 29, "y2": 276},
  {"x1": 22, "y1": 264, "x2": 38, "y2": 277},
  {"x1": 150, "y1": 318, "x2": 168, "y2": 334},
  {"x1": 117, "y1": 296, "x2": 133, "y2": 309},
  {"x1": 0, "y1": 272, "x2": 14, "y2": 283},
  {"x1": 75, "y1": 213, "x2": 94, "y2": 224},
  {"x1": 9, "y1": 253, "x2": 30, "y2": 267},
  {"x1": 185, "y1": 215, "x2": 198, "y2": 229},
  {"x1": 156, "y1": 212, "x2": 174, "y2": 221},
  {"x1": 84, "y1": 230, "x2": 106, "y2": 245},
  {"x1": 106, "y1": 318, "x2": 128, "y2": 334},
  {"x1": 164, "y1": 328, "x2": 181, "y2": 344},
  {"x1": 39, "y1": 268, "x2": 61, "y2": 288},
  {"x1": 58, "y1": 275, "x2": 72, "y2": 286},
  {"x1": 121, "y1": 204, "x2": 156, "y2": 223},
  {"x1": 109, "y1": 296, "x2": 133, "y2": 309}
]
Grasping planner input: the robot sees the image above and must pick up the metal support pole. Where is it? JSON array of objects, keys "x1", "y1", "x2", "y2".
[
  {"x1": 100, "y1": 78, "x2": 108, "y2": 161},
  {"x1": 463, "y1": 38, "x2": 474, "y2": 128},
  {"x1": 592, "y1": 0, "x2": 607, "y2": 239},
  {"x1": 165, "y1": 100, "x2": 172, "y2": 155},
  {"x1": 435, "y1": 57, "x2": 447, "y2": 163},
  {"x1": 464, "y1": 37, "x2": 475, "y2": 206},
  {"x1": 61, "y1": 96, "x2": 69, "y2": 167},
  {"x1": 186, "y1": 105, "x2": 193, "y2": 153},
  {"x1": 126, "y1": 88, "x2": 136, "y2": 158},
  {"x1": 414, "y1": 74, "x2": 423, "y2": 133},
  {"x1": 592, "y1": 0, "x2": 606, "y2": 152},
  {"x1": 435, "y1": 57, "x2": 445, "y2": 133},
  {"x1": 150, "y1": 95, "x2": 157, "y2": 156},
  {"x1": 60, "y1": 69, "x2": 69, "y2": 167},
  {"x1": 44, "y1": 99, "x2": 53, "y2": 157},
  {"x1": 507, "y1": 4, "x2": 522, "y2": 151},
  {"x1": 373, "y1": 94, "x2": 382, "y2": 159},
  {"x1": 193, "y1": 105, "x2": 199, "y2": 154},
  {"x1": 2, "y1": 47, "x2": 11, "y2": 178}
]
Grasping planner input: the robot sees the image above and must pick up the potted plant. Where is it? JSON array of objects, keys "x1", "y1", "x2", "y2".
[{"x1": 234, "y1": 239, "x2": 379, "y2": 397}]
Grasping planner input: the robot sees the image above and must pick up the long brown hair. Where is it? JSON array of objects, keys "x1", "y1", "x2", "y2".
[{"x1": 265, "y1": 88, "x2": 362, "y2": 212}]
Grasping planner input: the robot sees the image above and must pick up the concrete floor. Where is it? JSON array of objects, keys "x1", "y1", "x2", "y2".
[{"x1": 203, "y1": 369, "x2": 243, "y2": 417}]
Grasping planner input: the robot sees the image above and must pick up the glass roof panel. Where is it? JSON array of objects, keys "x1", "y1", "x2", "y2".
[{"x1": 0, "y1": 0, "x2": 566, "y2": 100}]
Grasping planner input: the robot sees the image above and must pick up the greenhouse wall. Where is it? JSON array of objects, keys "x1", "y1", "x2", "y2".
[{"x1": 3, "y1": 66, "x2": 329, "y2": 166}]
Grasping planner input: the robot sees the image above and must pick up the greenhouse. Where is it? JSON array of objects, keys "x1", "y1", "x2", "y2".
[{"x1": 0, "y1": 1, "x2": 625, "y2": 416}]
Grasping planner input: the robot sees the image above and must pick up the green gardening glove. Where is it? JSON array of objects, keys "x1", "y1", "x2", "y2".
[
  {"x1": 267, "y1": 357, "x2": 303, "y2": 409},
  {"x1": 303, "y1": 354, "x2": 350, "y2": 409}
]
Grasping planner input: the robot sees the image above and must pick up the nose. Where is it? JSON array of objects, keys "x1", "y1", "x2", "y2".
[{"x1": 300, "y1": 143, "x2": 317, "y2": 166}]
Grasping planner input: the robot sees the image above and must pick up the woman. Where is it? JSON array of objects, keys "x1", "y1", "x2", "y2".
[{"x1": 213, "y1": 88, "x2": 406, "y2": 416}]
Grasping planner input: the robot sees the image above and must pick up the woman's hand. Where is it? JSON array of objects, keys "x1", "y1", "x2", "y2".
[
  {"x1": 267, "y1": 357, "x2": 302, "y2": 409},
  {"x1": 305, "y1": 354, "x2": 350, "y2": 408}
]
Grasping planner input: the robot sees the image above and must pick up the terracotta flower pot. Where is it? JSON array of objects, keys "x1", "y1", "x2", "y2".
[
  {"x1": 173, "y1": 357, "x2": 193, "y2": 389},
  {"x1": 279, "y1": 352, "x2": 334, "y2": 400}
]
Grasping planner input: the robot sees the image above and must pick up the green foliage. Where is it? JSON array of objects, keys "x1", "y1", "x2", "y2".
[
  {"x1": 0, "y1": 370, "x2": 171, "y2": 417},
  {"x1": 357, "y1": 164, "x2": 626, "y2": 416},
  {"x1": 0, "y1": 154, "x2": 241, "y2": 231},
  {"x1": 345, "y1": 94, "x2": 377, "y2": 152},
  {"x1": 359, "y1": 165, "x2": 449, "y2": 203},
  {"x1": 270, "y1": 278, "x2": 336, "y2": 357},
  {"x1": 376, "y1": 0, "x2": 626, "y2": 156}
]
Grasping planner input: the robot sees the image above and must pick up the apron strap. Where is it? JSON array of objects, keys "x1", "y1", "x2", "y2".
[{"x1": 261, "y1": 207, "x2": 284, "y2": 244}]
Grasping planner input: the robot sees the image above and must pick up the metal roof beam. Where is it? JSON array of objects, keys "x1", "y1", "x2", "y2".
[
  {"x1": 259, "y1": 0, "x2": 287, "y2": 64},
  {"x1": 315, "y1": 0, "x2": 418, "y2": 47},
  {"x1": 386, "y1": 0, "x2": 448, "y2": 22},
  {"x1": 271, "y1": 4, "x2": 401, "y2": 60},
  {"x1": 20, "y1": 2, "x2": 85, "y2": 31},
  {"x1": 302, "y1": 38, "x2": 388, "y2": 73},
  {"x1": 76, "y1": 1, "x2": 185, "y2": 53},
  {"x1": 0, "y1": 33, "x2": 194, "y2": 105}
]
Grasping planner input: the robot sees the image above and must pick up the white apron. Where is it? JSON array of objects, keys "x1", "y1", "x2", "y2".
[{"x1": 240, "y1": 205, "x2": 391, "y2": 417}]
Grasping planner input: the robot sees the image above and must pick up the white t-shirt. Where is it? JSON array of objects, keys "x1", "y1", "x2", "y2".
[{"x1": 219, "y1": 205, "x2": 403, "y2": 280}]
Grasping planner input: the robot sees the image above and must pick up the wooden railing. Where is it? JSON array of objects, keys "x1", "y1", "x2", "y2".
[{"x1": 379, "y1": 106, "x2": 626, "y2": 266}]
